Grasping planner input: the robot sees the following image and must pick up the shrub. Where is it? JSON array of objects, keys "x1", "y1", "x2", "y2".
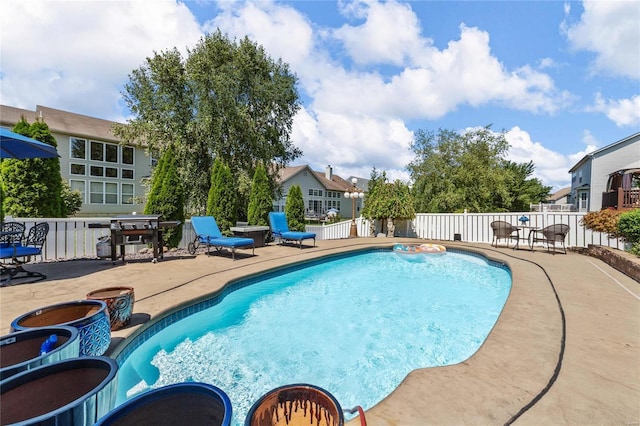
[
  {"x1": 580, "y1": 209, "x2": 623, "y2": 238},
  {"x1": 285, "y1": 185, "x2": 305, "y2": 231},
  {"x1": 617, "y1": 208, "x2": 640, "y2": 245}
]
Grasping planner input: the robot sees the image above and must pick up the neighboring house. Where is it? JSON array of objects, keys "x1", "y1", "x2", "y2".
[
  {"x1": 547, "y1": 187, "x2": 571, "y2": 205},
  {"x1": 1, "y1": 104, "x2": 150, "y2": 217},
  {"x1": 568, "y1": 132, "x2": 640, "y2": 212},
  {"x1": 529, "y1": 187, "x2": 574, "y2": 211},
  {"x1": 275, "y1": 165, "x2": 367, "y2": 219}
]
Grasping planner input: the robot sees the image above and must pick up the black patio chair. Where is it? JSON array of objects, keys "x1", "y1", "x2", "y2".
[{"x1": 0, "y1": 222, "x2": 49, "y2": 283}]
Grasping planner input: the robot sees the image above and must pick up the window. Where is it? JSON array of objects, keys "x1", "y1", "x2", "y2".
[
  {"x1": 70, "y1": 164, "x2": 85, "y2": 175},
  {"x1": 150, "y1": 151, "x2": 159, "y2": 167},
  {"x1": 90, "y1": 141, "x2": 104, "y2": 161},
  {"x1": 105, "y1": 167, "x2": 118, "y2": 178},
  {"x1": 105, "y1": 144, "x2": 118, "y2": 163},
  {"x1": 90, "y1": 166, "x2": 104, "y2": 177},
  {"x1": 122, "y1": 146, "x2": 134, "y2": 165},
  {"x1": 90, "y1": 182, "x2": 104, "y2": 204},
  {"x1": 122, "y1": 169, "x2": 134, "y2": 179},
  {"x1": 70, "y1": 180, "x2": 85, "y2": 203},
  {"x1": 105, "y1": 183, "x2": 118, "y2": 204},
  {"x1": 70, "y1": 138, "x2": 86, "y2": 159},
  {"x1": 122, "y1": 184, "x2": 134, "y2": 204}
]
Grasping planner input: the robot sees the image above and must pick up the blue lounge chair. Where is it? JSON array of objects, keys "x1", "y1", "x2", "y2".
[
  {"x1": 188, "y1": 216, "x2": 254, "y2": 260},
  {"x1": 268, "y1": 212, "x2": 316, "y2": 249}
]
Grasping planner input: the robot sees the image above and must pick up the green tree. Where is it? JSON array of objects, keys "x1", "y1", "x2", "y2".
[
  {"x1": 115, "y1": 30, "x2": 302, "y2": 215},
  {"x1": 362, "y1": 170, "x2": 415, "y2": 236},
  {"x1": 144, "y1": 144, "x2": 185, "y2": 247},
  {"x1": 285, "y1": 184, "x2": 305, "y2": 231},
  {"x1": 408, "y1": 126, "x2": 548, "y2": 213},
  {"x1": 502, "y1": 161, "x2": 551, "y2": 212},
  {"x1": 1, "y1": 118, "x2": 64, "y2": 217},
  {"x1": 247, "y1": 164, "x2": 273, "y2": 226},
  {"x1": 206, "y1": 158, "x2": 237, "y2": 234},
  {"x1": 61, "y1": 180, "x2": 83, "y2": 216}
]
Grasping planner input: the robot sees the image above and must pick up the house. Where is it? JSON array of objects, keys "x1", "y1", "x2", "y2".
[
  {"x1": 568, "y1": 132, "x2": 640, "y2": 211},
  {"x1": 274, "y1": 165, "x2": 368, "y2": 219},
  {"x1": 1, "y1": 104, "x2": 368, "y2": 220},
  {"x1": 547, "y1": 187, "x2": 571, "y2": 205},
  {"x1": 1, "y1": 104, "x2": 151, "y2": 217}
]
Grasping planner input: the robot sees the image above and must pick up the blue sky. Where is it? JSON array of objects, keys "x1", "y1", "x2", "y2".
[{"x1": 1, "y1": 1, "x2": 638, "y2": 190}]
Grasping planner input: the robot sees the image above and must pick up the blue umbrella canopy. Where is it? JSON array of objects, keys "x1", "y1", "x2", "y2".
[{"x1": 0, "y1": 128, "x2": 59, "y2": 159}]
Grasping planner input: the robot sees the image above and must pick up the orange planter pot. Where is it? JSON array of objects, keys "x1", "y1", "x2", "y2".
[{"x1": 87, "y1": 286, "x2": 135, "y2": 331}]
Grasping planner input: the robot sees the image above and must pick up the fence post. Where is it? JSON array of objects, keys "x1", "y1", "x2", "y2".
[{"x1": 462, "y1": 209, "x2": 468, "y2": 241}]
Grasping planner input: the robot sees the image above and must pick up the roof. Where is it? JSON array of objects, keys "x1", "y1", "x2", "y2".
[
  {"x1": 568, "y1": 132, "x2": 640, "y2": 173},
  {"x1": 0, "y1": 104, "x2": 122, "y2": 143},
  {"x1": 278, "y1": 165, "x2": 360, "y2": 192},
  {"x1": 547, "y1": 187, "x2": 570, "y2": 202}
]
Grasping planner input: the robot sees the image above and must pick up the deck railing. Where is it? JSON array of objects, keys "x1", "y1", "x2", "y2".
[
  {"x1": 2, "y1": 210, "x2": 628, "y2": 261},
  {"x1": 601, "y1": 188, "x2": 640, "y2": 210}
]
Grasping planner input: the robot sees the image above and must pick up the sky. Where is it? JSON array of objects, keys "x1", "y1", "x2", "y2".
[{"x1": 1, "y1": 0, "x2": 639, "y2": 191}]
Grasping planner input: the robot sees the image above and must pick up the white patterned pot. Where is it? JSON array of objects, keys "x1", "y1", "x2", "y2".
[{"x1": 10, "y1": 300, "x2": 111, "y2": 356}]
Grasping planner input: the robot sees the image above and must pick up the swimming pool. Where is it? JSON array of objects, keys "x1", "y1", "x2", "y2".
[{"x1": 115, "y1": 249, "x2": 511, "y2": 424}]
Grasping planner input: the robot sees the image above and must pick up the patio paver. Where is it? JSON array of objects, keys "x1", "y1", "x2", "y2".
[{"x1": 1, "y1": 239, "x2": 638, "y2": 425}]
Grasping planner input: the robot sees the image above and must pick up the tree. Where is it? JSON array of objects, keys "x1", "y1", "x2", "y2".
[
  {"x1": 408, "y1": 126, "x2": 549, "y2": 213},
  {"x1": 115, "y1": 30, "x2": 302, "y2": 215},
  {"x1": 285, "y1": 184, "x2": 305, "y2": 231},
  {"x1": 502, "y1": 161, "x2": 551, "y2": 212},
  {"x1": 1, "y1": 118, "x2": 64, "y2": 217},
  {"x1": 206, "y1": 158, "x2": 237, "y2": 234},
  {"x1": 144, "y1": 144, "x2": 185, "y2": 247},
  {"x1": 247, "y1": 164, "x2": 273, "y2": 226},
  {"x1": 61, "y1": 180, "x2": 83, "y2": 216},
  {"x1": 361, "y1": 169, "x2": 416, "y2": 236}
]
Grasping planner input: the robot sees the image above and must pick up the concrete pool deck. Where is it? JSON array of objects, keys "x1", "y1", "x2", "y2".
[{"x1": 1, "y1": 238, "x2": 638, "y2": 425}]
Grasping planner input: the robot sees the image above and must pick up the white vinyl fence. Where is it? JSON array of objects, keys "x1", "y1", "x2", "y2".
[{"x1": 3, "y1": 211, "x2": 625, "y2": 261}]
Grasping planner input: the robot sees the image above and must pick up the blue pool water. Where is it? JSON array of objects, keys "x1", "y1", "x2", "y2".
[{"x1": 116, "y1": 249, "x2": 511, "y2": 425}]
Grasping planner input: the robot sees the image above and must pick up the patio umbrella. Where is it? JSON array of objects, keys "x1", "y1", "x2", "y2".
[{"x1": 0, "y1": 128, "x2": 59, "y2": 159}]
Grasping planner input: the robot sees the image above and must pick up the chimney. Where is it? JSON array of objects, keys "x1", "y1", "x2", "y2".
[{"x1": 325, "y1": 165, "x2": 333, "y2": 180}]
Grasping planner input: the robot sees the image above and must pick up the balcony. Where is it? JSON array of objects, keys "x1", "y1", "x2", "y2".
[{"x1": 601, "y1": 188, "x2": 640, "y2": 210}]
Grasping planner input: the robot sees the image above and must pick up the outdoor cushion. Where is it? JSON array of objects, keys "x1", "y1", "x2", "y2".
[
  {"x1": 190, "y1": 216, "x2": 254, "y2": 259},
  {"x1": 268, "y1": 212, "x2": 316, "y2": 249}
]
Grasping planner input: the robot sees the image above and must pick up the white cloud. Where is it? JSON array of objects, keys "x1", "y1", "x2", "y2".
[
  {"x1": 563, "y1": 0, "x2": 640, "y2": 80},
  {"x1": 590, "y1": 93, "x2": 640, "y2": 127},
  {"x1": 0, "y1": 0, "x2": 202, "y2": 121},
  {"x1": 505, "y1": 127, "x2": 575, "y2": 189},
  {"x1": 333, "y1": 0, "x2": 430, "y2": 66},
  {"x1": 206, "y1": 0, "x2": 314, "y2": 68}
]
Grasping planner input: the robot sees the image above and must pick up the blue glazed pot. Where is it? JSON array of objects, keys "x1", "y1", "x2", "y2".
[
  {"x1": 245, "y1": 383, "x2": 344, "y2": 426},
  {"x1": 95, "y1": 382, "x2": 232, "y2": 426},
  {"x1": 0, "y1": 356, "x2": 118, "y2": 426},
  {"x1": 10, "y1": 300, "x2": 111, "y2": 357},
  {"x1": 0, "y1": 326, "x2": 80, "y2": 381}
]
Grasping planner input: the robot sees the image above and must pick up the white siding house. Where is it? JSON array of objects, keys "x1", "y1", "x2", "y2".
[
  {"x1": 568, "y1": 132, "x2": 640, "y2": 212},
  {"x1": 1, "y1": 104, "x2": 151, "y2": 217},
  {"x1": 275, "y1": 165, "x2": 367, "y2": 219}
]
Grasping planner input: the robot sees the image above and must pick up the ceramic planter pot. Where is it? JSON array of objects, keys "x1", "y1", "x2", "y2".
[
  {"x1": 10, "y1": 300, "x2": 111, "y2": 356},
  {"x1": 0, "y1": 356, "x2": 118, "y2": 426},
  {"x1": 86, "y1": 287, "x2": 135, "y2": 331},
  {"x1": 0, "y1": 326, "x2": 80, "y2": 381},
  {"x1": 95, "y1": 382, "x2": 232, "y2": 426},
  {"x1": 245, "y1": 383, "x2": 344, "y2": 426}
]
